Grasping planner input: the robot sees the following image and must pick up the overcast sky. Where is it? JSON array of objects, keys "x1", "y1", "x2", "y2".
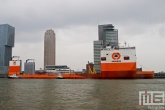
[{"x1": 0, "y1": 0, "x2": 165, "y2": 72}]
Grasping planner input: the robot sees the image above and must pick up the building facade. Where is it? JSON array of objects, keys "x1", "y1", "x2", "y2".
[
  {"x1": 98, "y1": 24, "x2": 118, "y2": 48},
  {"x1": 0, "y1": 24, "x2": 15, "y2": 77},
  {"x1": 44, "y1": 29, "x2": 56, "y2": 68},
  {"x1": 93, "y1": 24, "x2": 118, "y2": 73},
  {"x1": 93, "y1": 40, "x2": 103, "y2": 73}
]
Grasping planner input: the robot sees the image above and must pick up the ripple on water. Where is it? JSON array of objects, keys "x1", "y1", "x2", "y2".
[{"x1": 0, "y1": 79, "x2": 165, "y2": 110}]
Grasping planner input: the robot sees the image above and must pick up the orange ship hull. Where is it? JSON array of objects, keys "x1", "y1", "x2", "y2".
[
  {"x1": 8, "y1": 71, "x2": 154, "y2": 79},
  {"x1": 8, "y1": 74, "x2": 58, "y2": 79},
  {"x1": 8, "y1": 62, "x2": 154, "y2": 79},
  {"x1": 101, "y1": 62, "x2": 136, "y2": 71},
  {"x1": 59, "y1": 62, "x2": 154, "y2": 79},
  {"x1": 60, "y1": 71, "x2": 154, "y2": 79},
  {"x1": 18, "y1": 74, "x2": 58, "y2": 79}
]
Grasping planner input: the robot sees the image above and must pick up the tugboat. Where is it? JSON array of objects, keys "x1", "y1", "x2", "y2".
[
  {"x1": 8, "y1": 74, "x2": 19, "y2": 79},
  {"x1": 57, "y1": 73, "x2": 63, "y2": 79}
]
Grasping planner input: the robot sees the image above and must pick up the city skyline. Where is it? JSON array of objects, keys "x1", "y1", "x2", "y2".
[{"x1": 1, "y1": 0, "x2": 164, "y2": 72}]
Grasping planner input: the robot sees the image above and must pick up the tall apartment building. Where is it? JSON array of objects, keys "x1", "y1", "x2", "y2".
[
  {"x1": 0, "y1": 24, "x2": 15, "y2": 77},
  {"x1": 94, "y1": 24, "x2": 118, "y2": 73},
  {"x1": 44, "y1": 29, "x2": 56, "y2": 69}
]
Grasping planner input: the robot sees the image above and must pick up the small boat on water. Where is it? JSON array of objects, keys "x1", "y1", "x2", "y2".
[
  {"x1": 8, "y1": 74, "x2": 19, "y2": 79},
  {"x1": 56, "y1": 73, "x2": 63, "y2": 79}
]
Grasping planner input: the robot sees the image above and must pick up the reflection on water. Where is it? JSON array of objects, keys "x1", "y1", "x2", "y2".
[{"x1": 0, "y1": 79, "x2": 165, "y2": 110}]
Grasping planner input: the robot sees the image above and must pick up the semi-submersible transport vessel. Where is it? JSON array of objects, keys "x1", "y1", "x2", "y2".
[{"x1": 8, "y1": 45, "x2": 154, "y2": 79}]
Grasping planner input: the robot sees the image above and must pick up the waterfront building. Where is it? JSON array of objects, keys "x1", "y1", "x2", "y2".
[
  {"x1": 93, "y1": 40, "x2": 103, "y2": 73},
  {"x1": 93, "y1": 24, "x2": 118, "y2": 73},
  {"x1": 98, "y1": 24, "x2": 118, "y2": 48},
  {"x1": 0, "y1": 24, "x2": 15, "y2": 77},
  {"x1": 44, "y1": 29, "x2": 56, "y2": 68}
]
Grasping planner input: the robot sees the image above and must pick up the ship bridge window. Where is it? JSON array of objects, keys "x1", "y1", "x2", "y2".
[
  {"x1": 124, "y1": 56, "x2": 130, "y2": 60},
  {"x1": 101, "y1": 57, "x2": 106, "y2": 61}
]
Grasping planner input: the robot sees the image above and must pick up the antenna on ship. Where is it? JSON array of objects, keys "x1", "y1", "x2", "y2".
[{"x1": 124, "y1": 41, "x2": 126, "y2": 47}]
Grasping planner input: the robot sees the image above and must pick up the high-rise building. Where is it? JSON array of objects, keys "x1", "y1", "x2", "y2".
[
  {"x1": 93, "y1": 40, "x2": 103, "y2": 73},
  {"x1": 44, "y1": 29, "x2": 55, "y2": 68},
  {"x1": 93, "y1": 24, "x2": 118, "y2": 73},
  {"x1": 98, "y1": 24, "x2": 118, "y2": 48},
  {"x1": 0, "y1": 24, "x2": 15, "y2": 77}
]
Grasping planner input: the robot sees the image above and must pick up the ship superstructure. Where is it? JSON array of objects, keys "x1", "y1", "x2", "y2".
[{"x1": 100, "y1": 46, "x2": 137, "y2": 78}]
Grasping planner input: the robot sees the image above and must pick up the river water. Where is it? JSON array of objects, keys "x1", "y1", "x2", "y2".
[{"x1": 0, "y1": 79, "x2": 165, "y2": 110}]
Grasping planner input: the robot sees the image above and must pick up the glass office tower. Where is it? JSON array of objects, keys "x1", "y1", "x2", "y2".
[
  {"x1": 98, "y1": 24, "x2": 118, "y2": 48},
  {"x1": 0, "y1": 24, "x2": 15, "y2": 77},
  {"x1": 93, "y1": 40, "x2": 103, "y2": 73}
]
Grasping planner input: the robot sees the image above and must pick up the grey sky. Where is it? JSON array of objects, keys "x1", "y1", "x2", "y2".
[{"x1": 0, "y1": 0, "x2": 165, "y2": 72}]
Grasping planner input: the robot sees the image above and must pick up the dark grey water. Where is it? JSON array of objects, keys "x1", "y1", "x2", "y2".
[{"x1": 0, "y1": 79, "x2": 165, "y2": 110}]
